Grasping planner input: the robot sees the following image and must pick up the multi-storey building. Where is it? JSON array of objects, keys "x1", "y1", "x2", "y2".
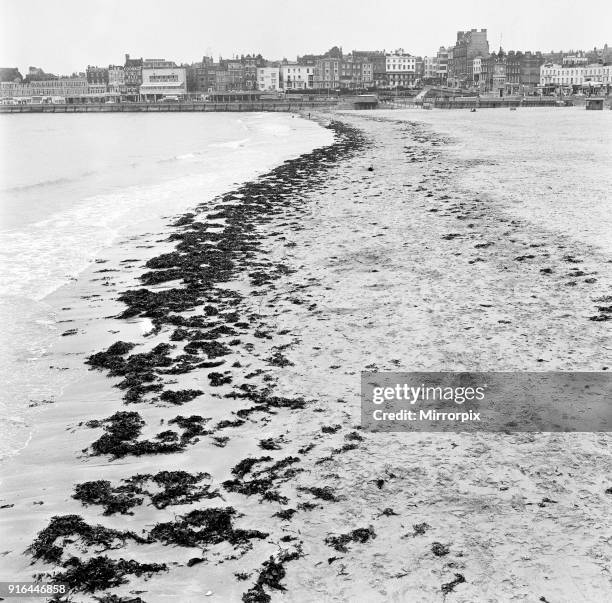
[
  {"x1": 257, "y1": 67, "x2": 280, "y2": 91},
  {"x1": 476, "y1": 49, "x2": 545, "y2": 94},
  {"x1": 108, "y1": 65, "x2": 125, "y2": 95},
  {"x1": 472, "y1": 56, "x2": 483, "y2": 89},
  {"x1": 540, "y1": 62, "x2": 612, "y2": 92},
  {"x1": 519, "y1": 52, "x2": 545, "y2": 91},
  {"x1": 339, "y1": 55, "x2": 373, "y2": 90},
  {"x1": 351, "y1": 51, "x2": 386, "y2": 88},
  {"x1": 423, "y1": 56, "x2": 437, "y2": 81},
  {"x1": 186, "y1": 57, "x2": 216, "y2": 93},
  {"x1": 124, "y1": 54, "x2": 143, "y2": 100},
  {"x1": 242, "y1": 55, "x2": 263, "y2": 91},
  {"x1": 436, "y1": 47, "x2": 450, "y2": 83},
  {"x1": 86, "y1": 65, "x2": 108, "y2": 86},
  {"x1": 281, "y1": 63, "x2": 314, "y2": 90},
  {"x1": 314, "y1": 58, "x2": 341, "y2": 89},
  {"x1": 140, "y1": 67, "x2": 187, "y2": 99},
  {"x1": 0, "y1": 75, "x2": 88, "y2": 100},
  {"x1": 227, "y1": 60, "x2": 245, "y2": 90},
  {"x1": 448, "y1": 28, "x2": 489, "y2": 88},
  {"x1": 385, "y1": 50, "x2": 416, "y2": 88}
]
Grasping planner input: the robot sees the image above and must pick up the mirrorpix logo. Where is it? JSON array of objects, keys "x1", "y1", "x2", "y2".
[{"x1": 369, "y1": 380, "x2": 486, "y2": 423}]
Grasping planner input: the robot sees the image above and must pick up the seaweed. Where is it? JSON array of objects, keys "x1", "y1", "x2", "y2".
[
  {"x1": 168, "y1": 415, "x2": 211, "y2": 441},
  {"x1": 28, "y1": 515, "x2": 150, "y2": 564},
  {"x1": 273, "y1": 508, "x2": 297, "y2": 521},
  {"x1": 88, "y1": 411, "x2": 185, "y2": 458},
  {"x1": 321, "y1": 424, "x2": 341, "y2": 434},
  {"x1": 159, "y1": 389, "x2": 203, "y2": 405},
  {"x1": 73, "y1": 471, "x2": 219, "y2": 515},
  {"x1": 148, "y1": 471, "x2": 219, "y2": 508},
  {"x1": 324, "y1": 526, "x2": 376, "y2": 552},
  {"x1": 242, "y1": 547, "x2": 304, "y2": 603},
  {"x1": 441, "y1": 573, "x2": 466, "y2": 595},
  {"x1": 149, "y1": 507, "x2": 268, "y2": 548},
  {"x1": 224, "y1": 456, "x2": 301, "y2": 504},
  {"x1": 258, "y1": 437, "x2": 283, "y2": 450},
  {"x1": 73, "y1": 480, "x2": 143, "y2": 516},
  {"x1": 298, "y1": 486, "x2": 339, "y2": 502},
  {"x1": 208, "y1": 371, "x2": 233, "y2": 387},
  {"x1": 431, "y1": 542, "x2": 450, "y2": 557},
  {"x1": 411, "y1": 522, "x2": 430, "y2": 536},
  {"x1": 53, "y1": 555, "x2": 166, "y2": 593}
]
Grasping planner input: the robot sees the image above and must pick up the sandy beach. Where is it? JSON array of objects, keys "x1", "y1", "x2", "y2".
[{"x1": 0, "y1": 111, "x2": 610, "y2": 603}]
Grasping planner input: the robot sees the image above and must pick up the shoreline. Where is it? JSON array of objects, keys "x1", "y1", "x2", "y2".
[
  {"x1": 0, "y1": 111, "x2": 333, "y2": 463},
  {"x1": 0, "y1": 112, "x2": 610, "y2": 602}
]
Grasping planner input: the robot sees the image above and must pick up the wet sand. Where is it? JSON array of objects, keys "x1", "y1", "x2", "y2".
[{"x1": 0, "y1": 113, "x2": 610, "y2": 602}]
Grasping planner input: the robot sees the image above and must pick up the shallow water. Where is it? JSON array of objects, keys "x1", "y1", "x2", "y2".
[{"x1": 0, "y1": 112, "x2": 332, "y2": 460}]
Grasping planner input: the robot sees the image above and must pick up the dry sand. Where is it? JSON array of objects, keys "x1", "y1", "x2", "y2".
[{"x1": 0, "y1": 112, "x2": 610, "y2": 603}]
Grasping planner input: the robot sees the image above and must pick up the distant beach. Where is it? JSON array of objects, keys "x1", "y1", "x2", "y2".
[{"x1": 0, "y1": 108, "x2": 610, "y2": 602}]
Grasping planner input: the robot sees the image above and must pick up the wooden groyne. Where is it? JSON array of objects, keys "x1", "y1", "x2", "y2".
[{"x1": 0, "y1": 101, "x2": 339, "y2": 114}]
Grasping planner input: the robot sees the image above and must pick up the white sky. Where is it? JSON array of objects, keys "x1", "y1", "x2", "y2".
[{"x1": 1, "y1": 0, "x2": 610, "y2": 75}]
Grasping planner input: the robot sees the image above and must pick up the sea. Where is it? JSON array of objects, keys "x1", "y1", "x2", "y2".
[{"x1": 0, "y1": 112, "x2": 333, "y2": 460}]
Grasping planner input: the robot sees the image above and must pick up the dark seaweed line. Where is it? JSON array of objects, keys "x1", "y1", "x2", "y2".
[{"x1": 28, "y1": 120, "x2": 370, "y2": 602}]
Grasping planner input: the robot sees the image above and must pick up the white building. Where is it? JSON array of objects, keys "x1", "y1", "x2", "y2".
[
  {"x1": 436, "y1": 46, "x2": 449, "y2": 82},
  {"x1": 0, "y1": 76, "x2": 88, "y2": 101},
  {"x1": 540, "y1": 62, "x2": 612, "y2": 89},
  {"x1": 423, "y1": 56, "x2": 437, "y2": 80},
  {"x1": 385, "y1": 49, "x2": 417, "y2": 88},
  {"x1": 281, "y1": 64, "x2": 314, "y2": 90},
  {"x1": 257, "y1": 67, "x2": 280, "y2": 91},
  {"x1": 108, "y1": 65, "x2": 125, "y2": 94},
  {"x1": 140, "y1": 67, "x2": 186, "y2": 99},
  {"x1": 385, "y1": 50, "x2": 416, "y2": 73}
]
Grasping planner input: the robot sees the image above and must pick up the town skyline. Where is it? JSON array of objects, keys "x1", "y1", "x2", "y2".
[{"x1": 2, "y1": 0, "x2": 611, "y2": 76}]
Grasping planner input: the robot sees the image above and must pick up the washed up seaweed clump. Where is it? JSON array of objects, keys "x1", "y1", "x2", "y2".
[
  {"x1": 73, "y1": 471, "x2": 219, "y2": 515},
  {"x1": 223, "y1": 456, "x2": 302, "y2": 504},
  {"x1": 53, "y1": 555, "x2": 166, "y2": 594},
  {"x1": 27, "y1": 514, "x2": 150, "y2": 564},
  {"x1": 324, "y1": 526, "x2": 377, "y2": 553},
  {"x1": 149, "y1": 506, "x2": 268, "y2": 549},
  {"x1": 242, "y1": 547, "x2": 304, "y2": 603},
  {"x1": 87, "y1": 411, "x2": 185, "y2": 458},
  {"x1": 87, "y1": 342, "x2": 176, "y2": 404}
]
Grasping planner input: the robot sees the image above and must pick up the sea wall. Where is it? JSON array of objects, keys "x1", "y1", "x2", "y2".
[{"x1": 0, "y1": 101, "x2": 339, "y2": 114}]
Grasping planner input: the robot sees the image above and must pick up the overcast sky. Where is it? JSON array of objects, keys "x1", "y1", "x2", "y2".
[{"x1": 1, "y1": 0, "x2": 610, "y2": 75}]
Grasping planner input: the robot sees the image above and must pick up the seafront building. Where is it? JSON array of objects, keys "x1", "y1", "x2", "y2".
[
  {"x1": 540, "y1": 62, "x2": 612, "y2": 93},
  {"x1": 140, "y1": 66, "x2": 187, "y2": 100},
  {"x1": 108, "y1": 65, "x2": 125, "y2": 95},
  {"x1": 470, "y1": 50, "x2": 545, "y2": 95},
  {"x1": 447, "y1": 29, "x2": 490, "y2": 88},
  {"x1": 123, "y1": 55, "x2": 143, "y2": 100},
  {"x1": 1, "y1": 37, "x2": 611, "y2": 103},
  {"x1": 257, "y1": 67, "x2": 280, "y2": 91},
  {"x1": 0, "y1": 74, "x2": 88, "y2": 102},
  {"x1": 280, "y1": 63, "x2": 314, "y2": 90},
  {"x1": 385, "y1": 50, "x2": 417, "y2": 88}
]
